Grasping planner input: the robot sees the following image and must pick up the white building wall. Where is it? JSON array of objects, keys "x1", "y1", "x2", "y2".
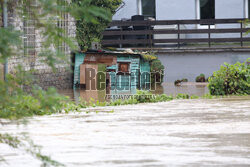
[
  {"x1": 113, "y1": 0, "x2": 246, "y2": 20},
  {"x1": 112, "y1": 0, "x2": 138, "y2": 20},
  {"x1": 216, "y1": 0, "x2": 244, "y2": 19},
  {"x1": 156, "y1": 0, "x2": 196, "y2": 20},
  {"x1": 112, "y1": 0, "x2": 248, "y2": 40},
  {"x1": 212, "y1": 0, "x2": 245, "y2": 38}
]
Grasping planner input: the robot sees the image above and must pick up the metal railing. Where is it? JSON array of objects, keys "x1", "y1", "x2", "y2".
[{"x1": 102, "y1": 18, "x2": 250, "y2": 48}]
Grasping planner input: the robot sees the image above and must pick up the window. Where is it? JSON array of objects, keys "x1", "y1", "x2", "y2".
[
  {"x1": 141, "y1": 0, "x2": 156, "y2": 18},
  {"x1": 249, "y1": 0, "x2": 250, "y2": 18},
  {"x1": 118, "y1": 63, "x2": 129, "y2": 73},
  {"x1": 200, "y1": 0, "x2": 215, "y2": 19},
  {"x1": 23, "y1": 2, "x2": 36, "y2": 56},
  {"x1": 57, "y1": 0, "x2": 69, "y2": 54}
]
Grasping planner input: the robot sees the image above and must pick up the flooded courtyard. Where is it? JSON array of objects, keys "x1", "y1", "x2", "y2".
[{"x1": 0, "y1": 96, "x2": 250, "y2": 167}]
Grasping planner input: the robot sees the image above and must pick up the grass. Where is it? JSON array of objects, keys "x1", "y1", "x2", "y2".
[
  {"x1": 64, "y1": 90, "x2": 250, "y2": 114},
  {"x1": 62, "y1": 90, "x2": 226, "y2": 114}
]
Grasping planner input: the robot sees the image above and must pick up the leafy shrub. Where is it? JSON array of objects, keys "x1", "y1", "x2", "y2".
[
  {"x1": 208, "y1": 60, "x2": 250, "y2": 95},
  {"x1": 75, "y1": 0, "x2": 122, "y2": 49},
  {"x1": 151, "y1": 60, "x2": 165, "y2": 84},
  {"x1": 142, "y1": 54, "x2": 157, "y2": 61},
  {"x1": 0, "y1": 86, "x2": 67, "y2": 120},
  {"x1": 176, "y1": 93, "x2": 190, "y2": 99},
  {"x1": 195, "y1": 74, "x2": 206, "y2": 82},
  {"x1": 154, "y1": 94, "x2": 173, "y2": 102},
  {"x1": 174, "y1": 78, "x2": 188, "y2": 86},
  {"x1": 182, "y1": 78, "x2": 188, "y2": 82},
  {"x1": 174, "y1": 80, "x2": 182, "y2": 86},
  {"x1": 190, "y1": 95, "x2": 199, "y2": 99}
]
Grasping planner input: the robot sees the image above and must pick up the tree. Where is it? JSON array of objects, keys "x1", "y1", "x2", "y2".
[{"x1": 74, "y1": 0, "x2": 122, "y2": 50}]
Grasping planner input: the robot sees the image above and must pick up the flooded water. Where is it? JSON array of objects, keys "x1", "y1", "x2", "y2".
[
  {"x1": 59, "y1": 82, "x2": 209, "y2": 102},
  {"x1": 1, "y1": 96, "x2": 250, "y2": 167}
]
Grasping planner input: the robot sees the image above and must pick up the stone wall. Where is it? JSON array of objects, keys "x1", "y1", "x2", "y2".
[
  {"x1": 4, "y1": 1, "x2": 76, "y2": 90},
  {"x1": 32, "y1": 67, "x2": 73, "y2": 90},
  {"x1": 8, "y1": 55, "x2": 74, "y2": 90}
]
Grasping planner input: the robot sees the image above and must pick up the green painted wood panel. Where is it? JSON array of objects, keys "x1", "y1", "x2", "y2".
[
  {"x1": 73, "y1": 53, "x2": 85, "y2": 88},
  {"x1": 74, "y1": 53, "x2": 151, "y2": 91},
  {"x1": 140, "y1": 60, "x2": 151, "y2": 90}
]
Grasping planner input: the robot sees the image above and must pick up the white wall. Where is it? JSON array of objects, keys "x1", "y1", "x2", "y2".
[
  {"x1": 157, "y1": 52, "x2": 249, "y2": 82},
  {"x1": 113, "y1": 0, "x2": 246, "y2": 20},
  {"x1": 216, "y1": 0, "x2": 244, "y2": 19},
  {"x1": 156, "y1": 0, "x2": 196, "y2": 20},
  {"x1": 112, "y1": 0, "x2": 138, "y2": 20}
]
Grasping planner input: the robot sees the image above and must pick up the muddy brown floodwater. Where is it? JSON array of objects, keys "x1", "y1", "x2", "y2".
[
  {"x1": 0, "y1": 96, "x2": 250, "y2": 167},
  {"x1": 59, "y1": 82, "x2": 209, "y2": 102}
]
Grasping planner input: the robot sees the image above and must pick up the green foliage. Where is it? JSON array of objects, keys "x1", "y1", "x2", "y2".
[
  {"x1": 0, "y1": 28, "x2": 22, "y2": 62},
  {"x1": 0, "y1": 87, "x2": 67, "y2": 120},
  {"x1": 151, "y1": 59, "x2": 165, "y2": 84},
  {"x1": 0, "y1": 66, "x2": 67, "y2": 120},
  {"x1": 243, "y1": 19, "x2": 250, "y2": 35},
  {"x1": 154, "y1": 93, "x2": 174, "y2": 102},
  {"x1": 74, "y1": 0, "x2": 122, "y2": 49},
  {"x1": 182, "y1": 78, "x2": 188, "y2": 82},
  {"x1": 151, "y1": 59, "x2": 164, "y2": 72},
  {"x1": 64, "y1": 102, "x2": 81, "y2": 113},
  {"x1": 176, "y1": 93, "x2": 190, "y2": 99},
  {"x1": 208, "y1": 60, "x2": 250, "y2": 95},
  {"x1": 0, "y1": 134, "x2": 21, "y2": 148},
  {"x1": 0, "y1": 133, "x2": 64, "y2": 166},
  {"x1": 0, "y1": 0, "x2": 112, "y2": 165},
  {"x1": 190, "y1": 95, "x2": 199, "y2": 99},
  {"x1": 0, "y1": 0, "x2": 112, "y2": 117},
  {"x1": 195, "y1": 73, "x2": 206, "y2": 82},
  {"x1": 142, "y1": 54, "x2": 157, "y2": 62},
  {"x1": 174, "y1": 78, "x2": 188, "y2": 86},
  {"x1": 174, "y1": 80, "x2": 182, "y2": 86},
  {"x1": 202, "y1": 93, "x2": 216, "y2": 99}
]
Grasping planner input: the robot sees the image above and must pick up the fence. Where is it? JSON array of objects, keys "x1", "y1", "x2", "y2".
[{"x1": 102, "y1": 18, "x2": 250, "y2": 48}]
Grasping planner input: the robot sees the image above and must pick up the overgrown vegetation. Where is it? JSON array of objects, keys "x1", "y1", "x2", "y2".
[
  {"x1": 142, "y1": 54, "x2": 158, "y2": 61},
  {"x1": 195, "y1": 73, "x2": 206, "y2": 82},
  {"x1": 0, "y1": 133, "x2": 63, "y2": 166},
  {"x1": 62, "y1": 90, "x2": 220, "y2": 114},
  {"x1": 74, "y1": 0, "x2": 122, "y2": 49},
  {"x1": 140, "y1": 53, "x2": 165, "y2": 84},
  {"x1": 174, "y1": 78, "x2": 188, "y2": 86},
  {"x1": 208, "y1": 59, "x2": 250, "y2": 95},
  {"x1": 151, "y1": 59, "x2": 165, "y2": 84}
]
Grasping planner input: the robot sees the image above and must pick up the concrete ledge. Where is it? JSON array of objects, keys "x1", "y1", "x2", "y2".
[{"x1": 130, "y1": 46, "x2": 250, "y2": 53}]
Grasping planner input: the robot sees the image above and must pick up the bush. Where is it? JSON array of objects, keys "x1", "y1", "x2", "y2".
[
  {"x1": 208, "y1": 60, "x2": 250, "y2": 95},
  {"x1": 151, "y1": 59, "x2": 165, "y2": 84},
  {"x1": 176, "y1": 93, "x2": 189, "y2": 99},
  {"x1": 182, "y1": 78, "x2": 188, "y2": 82},
  {"x1": 195, "y1": 74, "x2": 206, "y2": 82},
  {"x1": 174, "y1": 80, "x2": 182, "y2": 86},
  {"x1": 75, "y1": 0, "x2": 122, "y2": 49},
  {"x1": 174, "y1": 78, "x2": 188, "y2": 86}
]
